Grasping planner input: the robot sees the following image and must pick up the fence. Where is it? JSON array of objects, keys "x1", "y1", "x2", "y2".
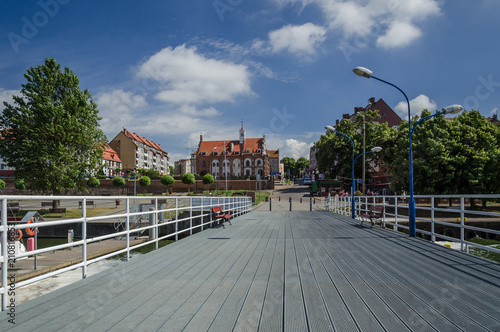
[
  {"x1": 325, "y1": 193, "x2": 500, "y2": 254},
  {"x1": 0, "y1": 195, "x2": 252, "y2": 311}
]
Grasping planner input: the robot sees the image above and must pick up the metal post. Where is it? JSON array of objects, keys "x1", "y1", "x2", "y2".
[
  {"x1": 175, "y1": 197, "x2": 178, "y2": 241},
  {"x1": 126, "y1": 198, "x2": 130, "y2": 261},
  {"x1": 289, "y1": 197, "x2": 292, "y2": 211},
  {"x1": 460, "y1": 196, "x2": 465, "y2": 252},
  {"x1": 1, "y1": 198, "x2": 7, "y2": 311},
  {"x1": 269, "y1": 197, "x2": 272, "y2": 211},
  {"x1": 431, "y1": 196, "x2": 435, "y2": 243},
  {"x1": 82, "y1": 198, "x2": 87, "y2": 279},
  {"x1": 189, "y1": 197, "x2": 193, "y2": 235},
  {"x1": 310, "y1": 197, "x2": 312, "y2": 211}
]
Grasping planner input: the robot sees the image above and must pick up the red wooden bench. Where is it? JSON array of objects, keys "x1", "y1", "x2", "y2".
[
  {"x1": 360, "y1": 205, "x2": 384, "y2": 228},
  {"x1": 211, "y1": 206, "x2": 233, "y2": 228}
]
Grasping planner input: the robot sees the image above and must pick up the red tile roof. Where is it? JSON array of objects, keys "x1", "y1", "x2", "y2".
[
  {"x1": 197, "y1": 138, "x2": 264, "y2": 156},
  {"x1": 103, "y1": 145, "x2": 122, "y2": 163},
  {"x1": 123, "y1": 129, "x2": 168, "y2": 156}
]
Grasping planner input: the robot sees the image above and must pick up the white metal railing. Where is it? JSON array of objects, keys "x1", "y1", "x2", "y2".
[
  {"x1": 325, "y1": 193, "x2": 500, "y2": 256},
  {"x1": 0, "y1": 195, "x2": 252, "y2": 311}
]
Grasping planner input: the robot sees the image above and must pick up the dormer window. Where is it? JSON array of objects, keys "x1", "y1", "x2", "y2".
[
  {"x1": 244, "y1": 149, "x2": 250, "y2": 153},
  {"x1": 212, "y1": 151, "x2": 218, "y2": 155},
  {"x1": 256, "y1": 150, "x2": 261, "y2": 153},
  {"x1": 201, "y1": 152, "x2": 207, "y2": 155},
  {"x1": 234, "y1": 151, "x2": 240, "y2": 155}
]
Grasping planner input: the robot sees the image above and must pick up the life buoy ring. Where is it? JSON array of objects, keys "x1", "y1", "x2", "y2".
[
  {"x1": 13, "y1": 229, "x2": 22, "y2": 241},
  {"x1": 26, "y1": 218, "x2": 37, "y2": 236}
]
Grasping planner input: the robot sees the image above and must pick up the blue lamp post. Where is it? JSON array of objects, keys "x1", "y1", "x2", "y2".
[{"x1": 352, "y1": 65, "x2": 462, "y2": 237}]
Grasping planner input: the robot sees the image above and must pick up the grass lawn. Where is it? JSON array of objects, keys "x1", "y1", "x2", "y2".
[{"x1": 467, "y1": 237, "x2": 500, "y2": 263}]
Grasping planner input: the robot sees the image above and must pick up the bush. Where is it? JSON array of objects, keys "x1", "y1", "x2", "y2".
[
  {"x1": 161, "y1": 174, "x2": 175, "y2": 186},
  {"x1": 14, "y1": 178, "x2": 27, "y2": 190},
  {"x1": 86, "y1": 176, "x2": 100, "y2": 188},
  {"x1": 0, "y1": 179, "x2": 5, "y2": 190},
  {"x1": 112, "y1": 176, "x2": 126, "y2": 187},
  {"x1": 139, "y1": 176, "x2": 151, "y2": 187}
]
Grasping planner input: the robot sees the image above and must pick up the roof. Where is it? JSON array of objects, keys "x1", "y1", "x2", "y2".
[
  {"x1": 268, "y1": 149, "x2": 280, "y2": 158},
  {"x1": 123, "y1": 128, "x2": 167, "y2": 155},
  {"x1": 197, "y1": 138, "x2": 264, "y2": 156},
  {"x1": 103, "y1": 145, "x2": 122, "y2": 163}
]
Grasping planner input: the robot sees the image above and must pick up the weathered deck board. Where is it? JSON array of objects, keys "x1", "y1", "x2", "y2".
[{"x1": 2, "y1": 211, "x2": 500, "y2": 331}]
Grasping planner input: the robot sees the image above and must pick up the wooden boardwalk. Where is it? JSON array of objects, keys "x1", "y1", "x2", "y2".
[{"x1": 2, "y1": 211, "x2": 500, "y2": 331}]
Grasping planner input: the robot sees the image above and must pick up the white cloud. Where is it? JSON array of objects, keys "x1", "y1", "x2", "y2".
[
  {"x1": 96, "y1": 89, "x2": 148, "y2": 136},
  {"x1": 0, "y1": 89, "x2": 20, "y2": 108},
  {"x1": 280, "y1": 139, "x2": 313, "y2": 159},
  {"x1": 376, "y1": 21, "x2": 422, "y2": 49},
  {"x1": 137, "y1": 44, "x2": 252, "y2": 105},
  {"x1": 394, "y1": 94, "x2": 437, "y2": 119},
  {"x1": 266, "y1": 23, "x2": 327, "y2": 56},
  {"x1": 274, "y1": 0, "x2": 441, "y2": 49}
]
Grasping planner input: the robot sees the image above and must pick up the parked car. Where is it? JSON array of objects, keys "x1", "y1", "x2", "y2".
[{"x1": 304, "y1": 176, "x2": 312, "y2": 185}]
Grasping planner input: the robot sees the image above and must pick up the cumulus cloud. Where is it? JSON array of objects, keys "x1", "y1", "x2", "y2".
[
  {"x1": 274, "y1": 0, "x2": 441, "y2": 49},
  {"x1": 96, "y1": 89, "x2": 148, "y2": 135},
  {"x1": 0, "y1": 89, "x2": 20, "y2": 108},
  {"x1": 137, "y1": 44, "x2": 252, "y2": 105},
  {"x1": 394, "y1": 94, "x2": 437, "y2": 119},
  {"x1": 265, "y1": 23, "x2": 327, "y2": 56},
  {"x1": 280, "y1": 139, "x2": 313, "y2": 159}
]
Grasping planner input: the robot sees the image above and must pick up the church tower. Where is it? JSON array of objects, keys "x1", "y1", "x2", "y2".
[{"x1": 239, "y1": 122, "x2": 246, "y2": 145}]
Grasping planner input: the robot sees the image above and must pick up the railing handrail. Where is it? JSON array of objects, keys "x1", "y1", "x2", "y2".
[{"x1": 0, "y1": 195, "x2": 252, "y2": 311}]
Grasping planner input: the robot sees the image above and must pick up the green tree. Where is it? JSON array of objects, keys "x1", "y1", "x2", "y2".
[
  {"x1": 182, "y1": 173, "x2": 196, "y2": 193},
  {"x1": 202, "y1": 174, "x2": 214, "y2": 191},
  {"x1": 112, "y1": 176, "x2": 126, "y2": 195},
  {"x1": 86, "y1": 176, "x2": 100, "y2": 195},
  {"x1": 160, "y1": 174, "x2": 175, "y2": 194},
  {"x1": 280, "y1": 157, "x2": 296, "y2": 178},
  {"x1": 387, "y1": 110, "x2": 500, "y2": 202},
  {"x1": 145, "y1": 169, "x2": 160, "y2": 178},
  {"x1": 169, "y1": 165, "x2": 174, "y2": 175},
  {"x1": 296, "y1": 157, "x2": 309, "y2": 176},
  {"x1": 0, "y1": 179, "x2": 5, "y2": 190},
  {"x1": 115, "y1": 168, "x2": 122, "y2": 176},
  {"x1": 139, "y1": 176, "x2": 151, "y2": 194},
  {"x1": 14, "y1": 178, "x2": 27, "y2": 190},
  {"x1": 0, "y1": 58, "x2": 107, "y2": 206}
]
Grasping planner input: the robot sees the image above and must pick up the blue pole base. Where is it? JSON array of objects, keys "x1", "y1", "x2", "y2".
[{"x1": 409, "y1": 198, "x2": 416, "y2": 237}]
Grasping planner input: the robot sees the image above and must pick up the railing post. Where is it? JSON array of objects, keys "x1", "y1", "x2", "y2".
[
  {"x1": 126, "y1": 198, "x2": 130, "y2": 261},
  {"x1": 201, "y1": 197, "x2": 204, "y2": 231},
  {"x1": 155, "y1": 198, "x2": 159, "y2": 250},
  {"x1": 175, "y1": 197, "x2": 179, "y2": 241},
  {"x1": 289, "y1": 197, "x2": 292, "y2": 211},
  {"x1": 270, "y1": 197, "x2": 272, "y2": 211},
  {"x1": 82, "y1": 197, "x2": 87, "y2": 279},
  {"x1": 431, "y1": 196, "x2": 435, "y2": 243},
  {"x1": 394, "y1": 195, "x2": 398, "y2": 232},
  {"x1": 189, "y1": 197, "x2": 193, "y2": 235},
  {"x1": 1, "y1": 198, "x2": 7, "y2": 311},
  {"x1": 310, "y1": 197, "x2": 312, "y2": 211},
  {"x1": 460, "y1": 196, "x2": 465, "y2": 252}
]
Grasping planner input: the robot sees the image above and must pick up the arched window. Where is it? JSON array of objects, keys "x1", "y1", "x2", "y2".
[{"x1": 246, "y1": 160, "x2": 250, "y2": 167}]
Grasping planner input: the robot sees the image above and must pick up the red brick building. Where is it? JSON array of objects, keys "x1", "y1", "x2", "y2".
[{"x1": 193, "y1": 125, "x2": 270, "y2": 178}]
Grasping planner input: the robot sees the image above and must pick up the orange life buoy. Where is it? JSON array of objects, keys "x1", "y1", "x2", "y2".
[
  {"x1": 26, "y1": 218, "x2": 37, "y2": 236},
  {"x1": 13, "y1": 229, "x2": 22, "y2": 241}
]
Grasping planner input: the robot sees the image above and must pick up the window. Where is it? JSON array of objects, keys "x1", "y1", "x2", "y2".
[
  {"x1": 202, "y1": 161, "x2": 206, "y2": 167},
  {"x1": 246, "y1": 160, "x2": 251, "y2": 167},
  {"x1": 201, "y1": 152, "x2": 207, "y2": 155},
  {"x1": 244, "y1": 150, "x2": 250, "y2": 153},
  {"x1": 234, "y1": 151, "x2": 240, "y2": 155}
]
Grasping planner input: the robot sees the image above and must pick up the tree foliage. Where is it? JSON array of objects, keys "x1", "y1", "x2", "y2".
[
  {"x1": 160, "y1": 174, "x2": 175, "y2": 186},
  {"x1": 0, "y1": 180, "x2": 5, "y2": 190},
  {"x1": 316, "y1": 110, "x2": 384, "y2": 180},
  {"x1": 112, "y1": 176, "x2": 125, "y2": 187},
  {"x1": 0, "y1": 58, "x2": 107, "y2": 195},
  {"x1": 139, "y1": 176, "x2": 151, "y2": 187},
  {"x1": 280, "y1": 157, "x2": 296, "y2": 177},
  {"x1": 14, "y1": 178, "x2": 27, "y2": 190},
  {"x1": 203, "y1": 174, "x2": 214, "y2": 185},
  {"x1": 182, "y1": 172, "x2": 196, "y2": 193},
  {"x1": 86, "y1": 176, "x2": 100, "y2": 188}
]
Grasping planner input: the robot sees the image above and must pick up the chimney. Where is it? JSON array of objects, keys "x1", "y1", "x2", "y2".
[
  {"x1": 336, "y1": 119, "x2": 340, "y2": 126},
  {"x1": 200, "y1": 134, "x2": 203, "y2": 142},
  {"x1": 369, "y1": 97, "x2": 375, "y2": 104},
  {"x1": 230, "y1": 142, "x2": 234, "y2": 152}
]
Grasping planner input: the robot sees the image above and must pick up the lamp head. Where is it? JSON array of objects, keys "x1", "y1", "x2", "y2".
[
  {"x1": 442, "y1": 104, "x2": 463, "y2": 115},
  {"x1": 370, "y1": 146, "x2": 382, "y2": 153},
  {"x1": 353, "y1": 66, "x2": 373, "y2": 78},
  {"x1": 325, "y1": 125, "x2": 336, "y2": 133}
]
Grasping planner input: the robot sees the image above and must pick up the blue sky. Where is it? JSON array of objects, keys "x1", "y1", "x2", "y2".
[{"x1": 1, "y1": 0, "x2": 499, "y2": 162}]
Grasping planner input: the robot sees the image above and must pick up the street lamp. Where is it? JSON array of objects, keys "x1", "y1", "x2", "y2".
[
  {"x1": 325, "y1": 126, "x2": 355, "y2": 218},
  {"x1": 353, "y1": 66, "x2": 462, "y2": 237}
]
